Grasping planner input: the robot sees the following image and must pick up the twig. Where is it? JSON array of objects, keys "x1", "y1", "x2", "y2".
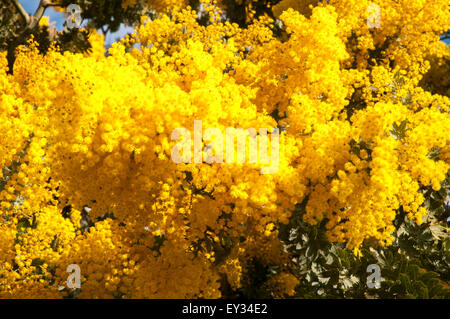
[
  {"x1": 28, "y1": 0, "x2": 49, "y2": 29},
  {"x1": 11, "y1": 0, "x2": 30, "y2": 25},
  {"x1": 6, "y1": 0, "x2": 53, "y2": 72},
  {"x1": 43, "y1": 2, "x2": 64, "y2": 7}
]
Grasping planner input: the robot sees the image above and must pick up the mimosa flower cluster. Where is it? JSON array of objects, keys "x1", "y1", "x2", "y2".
[{"x1": 0, "y1": 0, "x2": 449, "y2": 298}]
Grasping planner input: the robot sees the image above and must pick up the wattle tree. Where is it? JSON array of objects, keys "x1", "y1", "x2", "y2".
[{"x1": 0, "y1": 0, "x2": 449, "y2": 298}]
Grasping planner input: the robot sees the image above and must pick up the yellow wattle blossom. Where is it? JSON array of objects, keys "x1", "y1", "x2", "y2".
[{"x1": 0, "y1": 0, "x2": 449, "y2": 298}]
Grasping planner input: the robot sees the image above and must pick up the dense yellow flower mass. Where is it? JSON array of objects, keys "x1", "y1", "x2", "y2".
[{"x1": 0, "y1": 0, "x2": 449, "y2": 298}]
